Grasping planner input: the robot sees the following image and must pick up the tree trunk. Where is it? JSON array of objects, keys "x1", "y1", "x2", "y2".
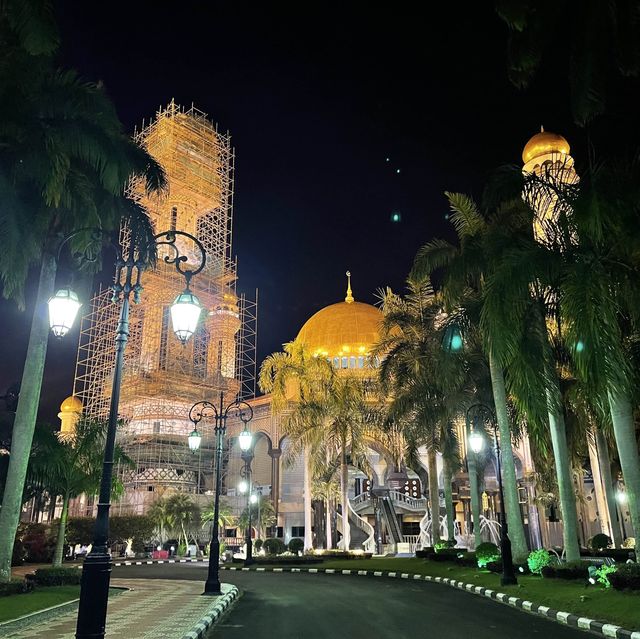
[
  {"x1": 325, "y1": 498, "x2": 332, "y2": 549},
  {"x1": 546, "y1": 387, "x2": 581, "y2": 561},
  {"x1": 489, "y1": 354, "x2": 529, "y2": 562},
  {"x1": 427, "y1": 447, "x2": 441, "y2": 545},
  {"x1": 595, "y1": 427, "x2": 623, "y2": 547},
  {"x1": 303, "y1": 446, "x2": 313, "y2": 550},
  {"x1": 442, "y1": 457, "x2": 455, "y2": 541},
  {"x1": 0, "y1": 253, "x2": 57, "y2": 583},
  {"x1": 608, "y1": 389, "x2": 640, "y2": 543},
  {"x1": 467, "y1": 447, "x2": 482, "y2": 550},
  {"x1": 52, "y1": 494, "x2": 70, "y2": 567},
  {"x1": 340, "y1": 449, "x2": 350, "y2": 550}
]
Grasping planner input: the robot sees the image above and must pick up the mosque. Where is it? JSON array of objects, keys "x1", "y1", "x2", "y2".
[{"x1": 52, "y1": 115, "x2": 629, "y2": 554}]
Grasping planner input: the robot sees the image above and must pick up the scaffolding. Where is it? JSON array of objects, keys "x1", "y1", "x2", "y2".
[{"x1": 73, "y1": 102, "x2": 257, "y2": 514}]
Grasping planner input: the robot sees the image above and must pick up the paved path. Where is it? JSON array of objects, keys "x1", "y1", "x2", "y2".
[
  {"x1": 112, "y1": 564, "x2": 588, "y2": 639},
  {"x1": 4, "y1": 578, "x2": 224, "y2": 638}
]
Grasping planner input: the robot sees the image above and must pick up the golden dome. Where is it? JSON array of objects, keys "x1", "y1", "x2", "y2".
[
  {"x1": 297, "y1": 300, "x2": 382, "y2": 359},
  {"x1": 522, "y1": 127, "x2": 570, "y2": 164},
  {"x1": 60, "y1": 395, "x2": 83, "y2": 413}
]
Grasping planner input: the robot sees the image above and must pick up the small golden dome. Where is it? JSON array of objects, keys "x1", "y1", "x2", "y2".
[
  {"x1": 522, "y1": 127, "x2": 570, "y2": 164},
  {"x1": 60, "y1": 395, "x2": 83, "y2": 413}
]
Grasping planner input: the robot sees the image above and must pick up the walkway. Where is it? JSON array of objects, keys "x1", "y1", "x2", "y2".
[{"x1": 4, "y1": 578, "x2": 227, "y2": 638}]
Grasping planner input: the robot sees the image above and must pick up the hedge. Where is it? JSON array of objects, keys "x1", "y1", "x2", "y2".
[
  {"x1": 609, "y1": 563, "x2": 640, "y2": 591},
  {"x1": 541, "y1": 561, "x2": 590, "y2": 580},
  {"x1": 33, "y1": 567, "x2": 82, "y2": 586},
  {"x1": 0, "y1": 579, "x2": 29, "y2": 597}
]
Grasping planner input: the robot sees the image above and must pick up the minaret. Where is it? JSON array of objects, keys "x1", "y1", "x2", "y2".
[{"x1": 522, "y1": 126, "x2": 579, "y2": 244}]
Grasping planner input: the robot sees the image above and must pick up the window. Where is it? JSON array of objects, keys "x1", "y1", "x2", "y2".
[
  {"x1": 402, "y1": 522, "x2": 420, "y2": 536},
  {"x1": 357, "y1": 356, "x2": 364, "y2": 368},
  {"x1": 153, "y1": 421, "x2": 161, "y2": 434},
  {"x1": 291, "y1": 526, "x2": 305, "y2": 538},
  {"x1": 341, "y1": 357, "x2": 348, "y2": 368},
  {"x1": 333, "y1": 357, "x2": 339, "y2": 368},
  {"x1": 349, "y1": 356, "x2": 356, "y2": 368},
  {"x1": 170, "y1": 206, "x2": 178, "y2": 231}
]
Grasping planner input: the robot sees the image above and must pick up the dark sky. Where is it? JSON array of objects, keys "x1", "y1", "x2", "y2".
[{"x1": 0, "y1": 2, "x2": 597, "y2": 422}]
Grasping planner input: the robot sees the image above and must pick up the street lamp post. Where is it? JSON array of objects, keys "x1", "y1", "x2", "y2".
[
  {"x1": 238, "y1": 427, "x2": 255, "y2": 566},
  {"x1": 49, "y1": 227, "x2": 207, "y2": 639},
  {"x1": 466, "y1": 403, "x2": 518, "y2": 586},
  {"x1": 188, "y1": 395, "x2": 253, "y2": 594}
]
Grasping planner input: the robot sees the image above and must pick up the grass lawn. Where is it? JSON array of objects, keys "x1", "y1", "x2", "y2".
[
  {"x1": 266, "y1": 557, "x2": 640, "y2": 630},
  {"x1": 0, "y1": 586, "x2": 80, "y2": 623}
]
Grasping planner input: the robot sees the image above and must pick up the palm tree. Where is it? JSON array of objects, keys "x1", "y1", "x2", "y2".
[
  {"x1": 201, "y1": 499, "x2": 236, "y2": 533},
  {"x1": 148, "y1": 499, "x2": 171, "y2": 545},
  {"x1": 28, "y1": 419, "x2": 129, "y2": 566},
  {"x1": 165, "y1": 494, "x2": 200, "y2": 552},
  {"x1": 311, "y1": 473, "x2": 341, "y2": 549},
  {"x1": 0, "y1": 3, "x2": 165, "y2": 582},
  {"x1": 259, "y1": 340, "x2": 333, "y2": 550},
  {"x1": 236, "y1": 496, "x2": 276, "y2": 540},
  {"x1": 496, "y1": 0, "x2": 640, "y2": 126},
  {"x1": 284, "y1": 374, "x2": 378, "y2": 551},
  {"x1": 412, "y1": 195, "x2": 549, "y2": 561}
]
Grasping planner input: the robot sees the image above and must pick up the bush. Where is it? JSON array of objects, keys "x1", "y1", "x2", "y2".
[
  {"x1": 454, "y1": 551, "x2": 477, "y2": 567},
  {"x1": 527, "y1": 549, "x2": 553, "y2": 575},
  {"x1": 0, "y1": 579, "x2": 28, "y2": 597},
  {"x1": 34, "y1": 567, "x2": 81, "y2": 586},
  {"x1": 580, "y1": 548, "x2": 635, "y2": 562},
  {"x1": 486, "y1": 560, "x2": 530, "y2": 575},
  {"x1": 595, "y1": 564, "x2": 617, "y2": 589},
  {"x1": 475, "y1": 542, "x2": 500, "y2": 568},
  {"x1": 415, "y1": 547, "x2": 435, "y2": 559},
  {"x1": 542, "y1": 560, "x2": 590, "y2": 580},
  {"x1": 263, "y1": 538, "x2": 286, "y2": 555},
  {"x1": 434, "y1": 539, "x2": 456, "y2": 552},
  {"x1": 622, "y1": 537, "x2": 636, "y2": 549},
  {"x1": 430, "y1": 548, "x2": 459, "y2": 561},
  {"x1": 288, "y1": 538, "x2": 304, "y2": 554},
  {"x1": 589, "y1": 533, "x2": 612, "y2": 552},
  {"x1": 253, "y1": 555, "x2": 323, "y2": 565},
  {"x1": 254, "y1": 539, "x2": 263, "y2": 552},
  {"x1": 609, "y1": 563, "x2": 640, "y2": 591}
]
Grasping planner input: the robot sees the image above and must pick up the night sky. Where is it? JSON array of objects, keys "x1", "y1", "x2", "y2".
[{"x1": 0, "y1": 3, "x2": 600, "y2": 423}]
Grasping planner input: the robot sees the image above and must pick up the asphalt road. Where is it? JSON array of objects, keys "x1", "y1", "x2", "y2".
[{"x1": 112, "y1": 564, "x2": 588, "y2": 639}]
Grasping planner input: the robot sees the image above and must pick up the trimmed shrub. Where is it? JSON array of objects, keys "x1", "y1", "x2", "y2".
[
  {"x1": 454, "y1": 551, "x2": 477, "y2": 567},
  {"x1": 415, "y1": 547, "x2": 435, "y2": 559},
  {"x1": 253, "y1": 555, "x2": 323, "y2": 565},
  {"x1": 254, "y1": 539, "x2": 263, "y2": 552},
  {"x1": 589, "y1": 533, "x2": 612, "y2": 552},
  {"x1": 609, "y1": 563, "x2": 640, "y2": 591},
  {"x1": 434, "y1": 539, "x2": 456, "y2": 552},
  {"x1": 34, "y1": 567, "x2": 81, "y2": 586},
  {"x1": 527, "y1": 549, "x2": 553, "y2": 575},
  {"x1": 430, "y1": 548, "x2": 459, "y2": 562},
  {"x1": 486, "y1": 560, "x2": 530, "y2": 575},
  {"x1": 542, "y1": 561, "x2": 590, "y2": 580},
  {"x1": 595, "y1": 564, "x2": 617, "y2": 589},
  {"x1": 475, "y1": 542, "x2": 500, "y2": 568},
  {"x1": 0, "y1": 579, "x2": 27, "y2": 597},
  {"x1": 288, "y1": 538, "x2": 304, "y2": 554},
  {"x1": 263, "y1": 538, "x2": 286, "y2": 555}
]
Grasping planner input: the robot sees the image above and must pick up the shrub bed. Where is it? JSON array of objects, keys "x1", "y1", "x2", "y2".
[
  {"x1": 0, "y1": 580, "x2": 28, "y2": 597},
  {"x1": 609, "y1": 563, "x2": 640, "y2": 591},
  {"x1": 33, "y1": 567, "x2": 82, "y2": 586},
  {"x1": 253, "y1": 556, "x2": 324, "y2": 565},
  {"x1": 312, "y1": 552, "x2": 372, "y2": 560},
  {"x1": 541, "y1": 561, "x2": 590, "y2": 580}
]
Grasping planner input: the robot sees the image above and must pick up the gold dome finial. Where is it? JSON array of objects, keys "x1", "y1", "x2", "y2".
[{"x1": 345, "y1": 271, "x2": 354, "y2": 304}]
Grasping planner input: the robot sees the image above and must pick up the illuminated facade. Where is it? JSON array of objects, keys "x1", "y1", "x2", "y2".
[{"x1": 69, "y1": 102, "x2": 257, "y2": 516}]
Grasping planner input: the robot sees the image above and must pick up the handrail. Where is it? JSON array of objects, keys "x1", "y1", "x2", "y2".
[{"x1": 352, "y1": 490, "x2": 427, "y2": 511}]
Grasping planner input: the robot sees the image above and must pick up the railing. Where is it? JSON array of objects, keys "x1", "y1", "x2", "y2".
[
  {"x1": 403, "y1": 535, "x2": 420, "y2": 552},
  {"x1": 337, "y1": 501, "x2": 376, "y2": 553},
  {"x1": 352, "y1": 490, "x2": 427, "y2": 511}
]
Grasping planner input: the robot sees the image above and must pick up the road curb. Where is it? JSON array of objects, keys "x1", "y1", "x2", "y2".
[
  {"x1": 112, "y1": 557, "x2": 208, "y2": 567},
  {"x1": 219, "y1": 565, "x2": 640, "y2": 639},
  {"x1": 180, "y1": 583, "x2": 240, "y2": 639}
]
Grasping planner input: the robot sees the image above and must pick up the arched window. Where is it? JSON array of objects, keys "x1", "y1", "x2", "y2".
[
  {"x1": 170, "y1": 206, "x2": 178, "y2": 231},
  {"x1": 349, "y1": 356, "x2": 356, "y2": 368},
  {"x1": 333, "y1": 357, "x2": 340, "y2": 368},
  {"x1": 341, "y1": 357, "x2": 348, "y2": 368}
]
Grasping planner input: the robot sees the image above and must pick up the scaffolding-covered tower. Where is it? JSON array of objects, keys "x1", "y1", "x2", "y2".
[{"x1": 73, "y1": 102, "x2": 257, "y2": 515}]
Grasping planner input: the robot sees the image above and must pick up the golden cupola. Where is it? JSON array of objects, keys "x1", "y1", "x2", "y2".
[
  {"x1": 522, "y1": 126, "x2": 570, "y2": 165},
  {"x1": 58, "y1": 395, "x2": 83, "y2": 441},
  {"x1": 296, "y1": 271, "x2": 382, "y2": 371}
]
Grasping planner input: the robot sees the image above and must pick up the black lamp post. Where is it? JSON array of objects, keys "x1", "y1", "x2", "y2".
[
  {"x1": 466, "y1": 403, "x2": 518, "y2": 586},
  {"x1": 49, "y1": 227, "x2": 207, "y2": 639},
  {"x1": 238, "y1": 427, "x2": 255, "y2": 566},
  {"x1": 188, "y1": 394, "x2": 253, "y2": 594}
]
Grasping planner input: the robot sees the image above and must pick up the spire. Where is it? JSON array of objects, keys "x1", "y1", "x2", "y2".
[
  {"x1": 345, "y1": 271, "x2": 354, "y2": 304},
  {"x1": 540, "y1": 124, "x2": 544, "y2": 133}
]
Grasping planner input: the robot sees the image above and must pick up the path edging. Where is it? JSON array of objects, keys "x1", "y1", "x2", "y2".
[
  {"x1": 180, "y1": 583, "x2": 240, "y2": 639},
  {"x1": 219, "y1": 565, "x2": 640, "y2": 639}
]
